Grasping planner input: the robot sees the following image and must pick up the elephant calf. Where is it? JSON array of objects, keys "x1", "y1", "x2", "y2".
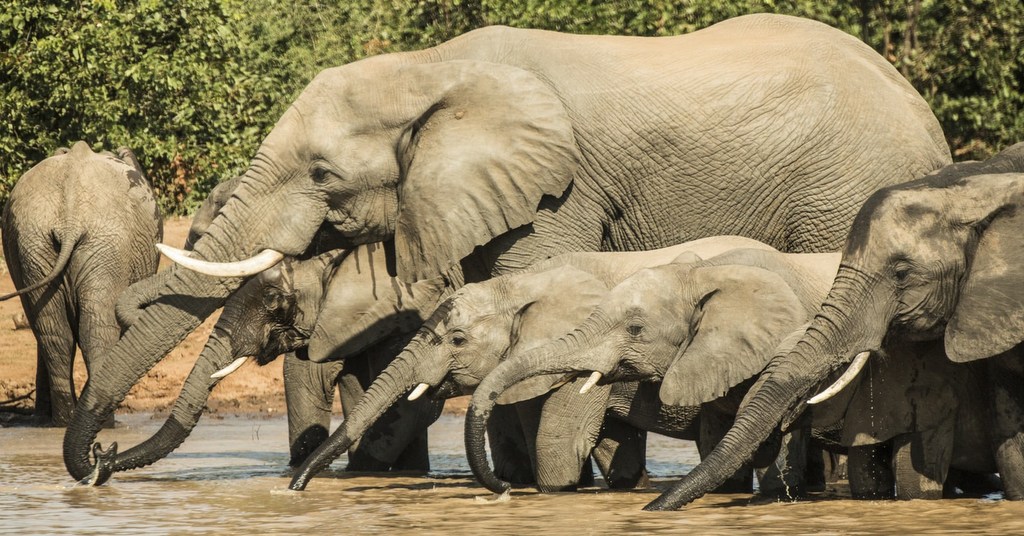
[
  {"x1": 466, "y1": 246, "x2": 842, "y2": 497},
  {"x1": 1, "y1": 141, "x2": 161, "y2": 425},
  {"x1": 288, "y1": 236, "x2": 779, "y2": 491}
]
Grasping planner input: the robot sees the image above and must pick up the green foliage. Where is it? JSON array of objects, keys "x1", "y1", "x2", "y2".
[{"x1": 1, "y1": 0, "x2": 1021, "y2": 213}]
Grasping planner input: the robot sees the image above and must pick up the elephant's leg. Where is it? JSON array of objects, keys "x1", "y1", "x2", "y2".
[
  {"x1": 755, "y1": 427, "x2": 808, "y2": 500},
  {"x1": 848, "y1": 443, "x2": 894, "y2": 499},
  {"x1": 341, "y1": 351, "x2": 441, "y2": 473},
  {"x1": 532, "y1": 381, "x2": 611, "y2": 492},
  {"x1": 803, "y1": 445, "x2": 826, "y2": 493},
  {"x1": 77, "y1": 284, "x2": 124, "y2": 429},
  {"x1": 698, "y1": 409, "x2": 753, "y2": 493},
  {"x1": 891, "y1": 424, "x2": 952, "y2": 500},
  {"x1": 989, "y1": 352, "x2": 1024, "y2": 500},
  {"x1": 285, "y1": 352, "x2": 336, "y2": 467},
  {"x1": 591, "y1": 417, "x2": 649, "y2": 490},
  {"x1": 26, "y1": 295, "x2": 76, "y2": 427},
  {"x1": 388, "y1": 397, "x2": 443, "y2": 472},
  {"x1": 824, "y1": 452, "x2": 847, "y2": 483},
  {"x1": 488, "y1": 404, "x2": 535, "y2": 485}
]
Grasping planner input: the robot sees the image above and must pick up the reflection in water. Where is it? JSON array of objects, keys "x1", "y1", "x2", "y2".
[{"x1": 2, "y1": 414, "x2": 1023, "y2": 534}]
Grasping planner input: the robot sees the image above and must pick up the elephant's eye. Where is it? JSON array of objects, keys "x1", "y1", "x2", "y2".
[
  {"x1": 891, "y1": 260, "x2": 913, "y2": 283},
  {"x1": 310, "y1": 163, "x2": 335, "y2": 184},
  {"x1": 450, "y1": 334, "x2": 467, "y2": 347},
  {"x1": 627, "y1": 324, "x2": 644, "y2": 337}
]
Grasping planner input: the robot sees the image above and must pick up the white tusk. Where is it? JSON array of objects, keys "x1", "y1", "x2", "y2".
[
  {"x1": 211, "y1": 357, "x2": 249, "y2": 379},
  {"x1": 408, "y1": 383, "x2": 430, "y2": 401},
  {"x1": 157, "y1": 244, "x2": 284, "y2": 278},
  {"x1": 807, "y1": 351, "x2": 871, "y2": 405},
  {"x1": 579, "y1": 371, "x2": 603, "y2": 395}
]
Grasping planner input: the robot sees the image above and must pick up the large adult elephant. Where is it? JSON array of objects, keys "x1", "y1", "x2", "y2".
[
  {"x1": 2, "y1": 141, "x2": 161, "y2": 426},
  {"x1": 640, "y1": 142, "x2": 1024, "y2": 510},
  {"x1": 64, "y1": 14, "x2": 951, "y2": 481}
]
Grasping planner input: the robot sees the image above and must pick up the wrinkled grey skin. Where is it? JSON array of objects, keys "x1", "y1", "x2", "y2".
[
  {"x1": 289, "y1": 237, "x2": 776, "y2": 491},
  {"x1": 646, "y1": 142, "x2": 1024, "y2": 510},
  {"x1": 1, "y1": 141, "x2": 161, "y2": 426},
  {"x1": 65, "y1": 14, "x2": 952, "y2": 481},
  {"x1": 90, "y1": 243, "x2": 446, "y2": 483},
  {"x1": 466, "y1": 248, "x2": 840, "y2": 496}
]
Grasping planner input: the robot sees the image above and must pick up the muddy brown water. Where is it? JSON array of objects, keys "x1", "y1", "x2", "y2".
[{"x1": 2, "y1": 415, "x2": 1023, "y2": 534}]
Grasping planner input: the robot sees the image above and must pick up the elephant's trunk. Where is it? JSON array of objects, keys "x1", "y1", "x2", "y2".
[
  {"x1": 466, "y1": 312, "x2": 613, "y2": 493},
  {"x1": 289, "y1": 349, "x2": 421, "y2": 490},
  {"x1": 642, "y1": 265, "x2": 886, "y2": 510},
  {"x1": 110, "y1": 334, "x2": 236, "y2": 473},
  {"x1": 63, "y1": 268, "x2": 237, "y2": 482},
  {"x1": 64, "y1": 174, "x2": 281, "y2": 483}
]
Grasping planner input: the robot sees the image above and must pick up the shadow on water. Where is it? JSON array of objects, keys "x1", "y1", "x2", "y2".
[{"x1": 3, "y1": 413, "x2": 1024, "y2": 534}]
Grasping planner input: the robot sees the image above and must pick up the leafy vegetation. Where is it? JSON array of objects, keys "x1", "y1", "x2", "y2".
[{"x1": 2, "y1": 0, "x2": 1020, "y2": 214}]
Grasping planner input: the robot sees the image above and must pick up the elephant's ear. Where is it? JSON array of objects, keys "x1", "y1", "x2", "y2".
[
  {"x1": 660, "y1": 266, "x2": 807, "y2": 407},
  {"x1": 945, "y1": 203, "x2": 1024, "y2": 362},
  {"x1": 497, "y1": 269, "x2": 609, "y2": 405},
  {"x1": 393, "y1": 60, "x2": 580, "y2": 282}
]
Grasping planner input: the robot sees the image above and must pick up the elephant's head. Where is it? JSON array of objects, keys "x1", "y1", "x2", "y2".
[
  {"x1": 66, "y1": 54, "x2": 581, "y2": 481},
  {"x1": 287, "y1": 266, "x2": 609, "y2": 490},
  {"x1": 643, "y1": 143, "x2": 1024, "y2": 510},
  {"x1": 465, "y1": 260, "x2": 811, "y2": 493}
]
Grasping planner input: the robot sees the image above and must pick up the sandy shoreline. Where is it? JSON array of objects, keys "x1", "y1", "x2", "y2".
[{"x1": 0, "y1": 217, "x2": 467, "y2": 424}]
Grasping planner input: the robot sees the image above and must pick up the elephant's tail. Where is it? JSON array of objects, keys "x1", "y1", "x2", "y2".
[{"x1": 0, "y1": 228, "x2": 83, "y2": 302}]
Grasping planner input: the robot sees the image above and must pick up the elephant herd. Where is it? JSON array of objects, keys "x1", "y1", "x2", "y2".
[{"x1": 3, "y1": 13, "x2": 1024, "y2": 512}]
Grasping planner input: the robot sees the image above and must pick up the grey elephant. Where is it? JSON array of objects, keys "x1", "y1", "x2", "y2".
[
  {"x1": 288, "y1": 237, "x2": 776, "y2": 490},
  {"x1": 1, "y1": 141, "x2": 161, "y2": 426},
  {"x1": 465, "y1": 247, "x2": 840, "y2": 497},
  {"x1": 88, "y1": 243, "x2": 446, "y2": 484},
  {"x1": 65, "y1": 14, "x2": 951, "y2": 482},
  {"x1": 643, "y1": 142, "x2": 1024, "y2": 510}
]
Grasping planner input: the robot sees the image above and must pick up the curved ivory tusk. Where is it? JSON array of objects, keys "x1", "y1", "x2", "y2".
[
  {"x1": 156, "y1": 244, "x2": 284, "y2": 278},
  {"x1": 408, "y1": 383, "x2": 430, "y2": 401},
  {"x1": 578, "y1": 371, "x2": 603, "y2": 395},
  {"x1": 807, "y1": 351, "x2": 871, "y2": 405},
  {"x1": 211, "y1": 357, "x2": 249, "y2": 379}
]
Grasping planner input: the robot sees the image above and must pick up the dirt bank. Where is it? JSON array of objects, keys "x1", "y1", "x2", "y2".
[{"x1": 0, "y1": 217, "x2": 467, "y2": 422}]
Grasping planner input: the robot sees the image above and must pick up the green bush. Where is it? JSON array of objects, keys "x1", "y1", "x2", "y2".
[{"x1": 1, "y1": 0, "x2": 1021, "y2": 214}]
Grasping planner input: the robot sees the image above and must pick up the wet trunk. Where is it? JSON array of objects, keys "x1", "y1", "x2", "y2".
[
  {"x1": 465, "y1": 314, "x2": 611, "y2": 493},
  {"x1": 111, "y1": 335, "x2": 235, "y2": 473},
  {"x1": 642, "y1": 349, "x2": 819, "y2": 509},
  {"x1": 642, "y1": 267, "x2": 877, "y2": 509},
  {"x1": 63, "y1": 177, "x2": 267, "y2": 482},
  {"x1": 289, "y1": 352, "x2": 419, "y2": 490}
]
